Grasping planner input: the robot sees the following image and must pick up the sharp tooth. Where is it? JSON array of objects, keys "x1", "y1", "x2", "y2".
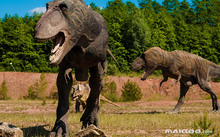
[{"x1": 52, "y1": 44, "x2": 60, "y2": 54}]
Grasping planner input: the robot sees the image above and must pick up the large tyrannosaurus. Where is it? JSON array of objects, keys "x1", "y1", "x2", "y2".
[
  {"x1": 131, "y1": 47, "x2": 219, "y2": 112},
  {"x1": 34, "y1": 0, "x2": 115, "y2": 136}
]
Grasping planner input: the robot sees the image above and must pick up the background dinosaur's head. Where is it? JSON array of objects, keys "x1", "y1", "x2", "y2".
[
  {"x1": 34, "y1": 0, "x2": 88, "y2": 66},
  {"x1": 131, "y1": 54, "x2": 145, "y2": 71},
  {"x1": 71, "y1": 84, "x2": 90, "y2": 101}
]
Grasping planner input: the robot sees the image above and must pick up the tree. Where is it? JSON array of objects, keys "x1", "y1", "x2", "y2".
[
  {"x1": 90, "y1": 2, "x2": 101, "y2": 12},
  {"x1": 0, "y1": 13, "x2": 58, "y2": 72},
  {"x1": 101, "y1": 0, "x2": 131, "y2": 72},
  {"x1": 0, "y1": 20, "x2": 3, "y2": 67},
  {"x1": 163, "y1": 0, "x2": 180, "y2": 13},
  {"x1": 123, "y1": 9, "x2": 151, "y2": 63},
  {"x1": 192, "y1": 0, "x2": 218, "y2": 26},
  {"x1": 179, "y1": 0, "x2": 195, "y2": 24},
  {"x1": 0, "y1": 0, "x2": 219, "y2": 73},
  {"x1": 138, "y1": 0, "x2": 152, "y2": 9},
  {"x1": 150, "y1": 9, "x2": 178, "y2": 51}
]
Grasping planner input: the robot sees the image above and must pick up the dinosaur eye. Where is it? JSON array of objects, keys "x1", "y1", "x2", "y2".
[
  {"x1": 59, "y1": 4, "x2": 67, "y2": 11},
  {"x1": 46, "y1": 3, "x2": 49, "y2": 10}
]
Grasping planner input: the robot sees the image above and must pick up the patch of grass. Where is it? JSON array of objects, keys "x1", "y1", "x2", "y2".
[
  {"x1": 24, "y1": 73, "x2": 47, "y2": 100},
  {"x1": 102, "y1": 78, "x2": 119, "y2": 102},
  {"x1": 190, "y1": 113, "x2": 217, "y2": 137},
  {"x1": 121, "y1": 80, "x2": 142, "y2": 101},
  {"x1": 0, "y1": 100, "x2": 219, "y2": 136},
  {"x1": 146, "y1": 94, "x2": 167, "y2": 102},
  {"x1": 203, "y1": 94, "x2": 212, "y2": 100},
  {"x1": 41, "y1": 99, "x2": 46, "y2": 106},
  {"x1": 0, "y1": 80, "x2": 9, "y2": 100},
  {"x1": 211, "y1": 78, "x2": 220, "y2": 83}
]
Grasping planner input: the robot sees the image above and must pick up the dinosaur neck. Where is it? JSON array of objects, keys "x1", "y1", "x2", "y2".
[
  {"x1": 83, "y1": 9, "x2": 102, "y2": 41},
  {"x1": 209, "y1": 64, "x2": 220, "y2": 79}
]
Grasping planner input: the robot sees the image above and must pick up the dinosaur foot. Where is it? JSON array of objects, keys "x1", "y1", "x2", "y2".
[
  {"x1": 211, "y1": 110, "x2": 219, "y2": 113},
  {"x1": 76, "y1": 125, "x2": 108, "y2": 137},
  {"x1": 141, "y1": 77, "x2": 147, "y2": 81},
  {"x1": 166, "y1": 110, "x2": 180, "y2": 114},
  {"x1": 49, "y1": 120, "x2": 69, "y2": 137},
  {"x1": 49, "y1": 130, "x2": 68, "y2": 137}
]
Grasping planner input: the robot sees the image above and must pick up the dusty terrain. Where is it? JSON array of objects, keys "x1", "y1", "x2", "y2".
[
  {"x1": 0, "y1": 72, "x2": 220, "y2": 136},
  {"x1": 0, "y1": 72, "x2": 220, "y2": 101},
  {"x1": 0, "y1": 100, "x2": 219, "y2": 137}
]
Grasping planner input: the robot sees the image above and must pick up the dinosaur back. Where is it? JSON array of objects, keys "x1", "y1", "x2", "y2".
[{"x1": 144, "y1": 47, "x2": 173, "y2": 68}]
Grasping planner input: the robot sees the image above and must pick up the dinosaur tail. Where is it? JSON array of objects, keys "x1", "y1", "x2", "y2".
[
  {"x1": 107, "y1": 48, "x2": 119, "y2": 66},
  {"x1": 100, "y1": 95, "x2": 120, "y2": 108},
  {"x1": 209, "y1": 64, "x2": 220, "y2": 79}
]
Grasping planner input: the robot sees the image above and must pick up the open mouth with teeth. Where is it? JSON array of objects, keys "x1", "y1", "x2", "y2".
[
  {"x1": 35, "y1": 30, "x2": 68, "y2": 66},
  {"x1": 49, "y1": 32, "x2": 65, "y2": 65}
]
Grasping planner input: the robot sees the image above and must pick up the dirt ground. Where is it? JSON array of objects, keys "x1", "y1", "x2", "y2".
[
  {"x1": 0, "y1": 100, "x2": 219, "y2": 137},
  {"x1": 0, "y1": 72, "x2": 220, "y2": 136},
  {"x1": 0, "y1": 72, "x2": 220, "y2": 101}
]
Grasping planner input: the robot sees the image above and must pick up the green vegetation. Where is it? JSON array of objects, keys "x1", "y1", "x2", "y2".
[
  {"x1": 24, "y1": 73, "x2": 47, "y2": 100},
  {"x1": 102, "y1": 79, "x2": 119, "y2": 102},
  {"x1": 0, "y1": 0, "x2": 219, "y2": 73},
  {"x1": 121, "y1": 80, "x2": 143, "y2": 101},
  {"x1": 0, "y1": 80, "x2": 9, "y2": 100},
  {"x1": 190, "y1": 114, "x2": 218, "y2": 137},
  {"x1": 107, "y1": 64, "x2": 119, "y2": 75},
  {"x1": 48, "y1": 83, "x2": 58, "y2": 99}
]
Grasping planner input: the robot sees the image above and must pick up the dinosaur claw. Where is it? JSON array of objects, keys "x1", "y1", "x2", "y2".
[{"x1": 64, "y1": 68, "x2": 72, "y2": 84}]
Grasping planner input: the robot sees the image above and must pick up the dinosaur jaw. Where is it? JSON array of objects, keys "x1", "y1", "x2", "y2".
[
  {"x1": 35, "y1": 31, "x2": 69, "y2": 66},
  {"x1": 131, "y1": 66, "x2": 142, "y2": 71},
  {"x1": 49, "y1": 32, "x2": 66, "y2": 65}
]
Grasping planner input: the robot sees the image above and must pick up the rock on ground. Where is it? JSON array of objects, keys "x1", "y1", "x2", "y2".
[
  {"x1": 0, "y1": 123, "x2": 23, "y2": 137},
  {"x1": 76, "y1": 125, "x2": 108, "y2": 137}
]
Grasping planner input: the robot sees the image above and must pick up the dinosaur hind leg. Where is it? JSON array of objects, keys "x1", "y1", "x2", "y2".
[
  {"x1": 160, "y1": 71, "x2": 168, "y2": 87},
  {"x1": 50, "y1": 68, "x2": 73, "y2": 137},
  {"x1": 199, "y1": 81, "x2": 219, "y2": 111},
  {"x1": 80, "y1": 60, "x2": 107, "y2": 128},
  {"x1": 170, "y1": 82, "x2": 189, "y2": 113}
]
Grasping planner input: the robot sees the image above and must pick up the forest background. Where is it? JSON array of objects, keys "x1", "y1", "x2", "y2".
[{"x1": 0, "y1": 0, "x2": 219, "y2": 73}]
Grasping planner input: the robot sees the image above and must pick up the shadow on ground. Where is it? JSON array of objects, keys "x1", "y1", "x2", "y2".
[
  {"x1": 113, "y1": 111, "x2": 165, "y2": 115},
  {"x1": 22, "y1": 125, "x2": 50, "y2": 137}
]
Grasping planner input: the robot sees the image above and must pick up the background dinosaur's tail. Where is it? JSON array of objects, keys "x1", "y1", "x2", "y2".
[{"x1": 100, "y1": 95, "x2": 120, "y2": 107}]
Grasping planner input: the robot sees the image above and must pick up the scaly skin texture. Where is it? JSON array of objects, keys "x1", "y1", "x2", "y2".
[
  {"x1": 71, "y1": 84, "x2": 120, "y2": 112},
  {"x1": 131, "y1": 47, "x2": 220, "y2": 112},
  {"x1": 34, "y1": 0, "x2": 114, "y2": 136}
]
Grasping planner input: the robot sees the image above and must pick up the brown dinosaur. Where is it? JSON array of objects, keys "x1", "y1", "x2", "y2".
[
  {"x1": 34, "y1": 0, "x2": 118, "y2": 136},
  {"x1": 131, "y1": 47, "x2": 219, "y2": 112},
  {"x1": 71, "y1": 83, "x2": 120, "y2": 112}
]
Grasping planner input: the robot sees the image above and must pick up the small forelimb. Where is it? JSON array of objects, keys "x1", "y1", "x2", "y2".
[{"x1": 64, "y1": 68, "x2": 73, "y2": 84}]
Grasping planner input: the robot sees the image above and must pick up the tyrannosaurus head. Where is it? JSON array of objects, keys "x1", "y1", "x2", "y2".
[
  {"x1": 131, "y1": 54, "x2": 145, "y2": 71},
  {"x1": 34, "y1": 0, "x2": 88, "y2": 66}
]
